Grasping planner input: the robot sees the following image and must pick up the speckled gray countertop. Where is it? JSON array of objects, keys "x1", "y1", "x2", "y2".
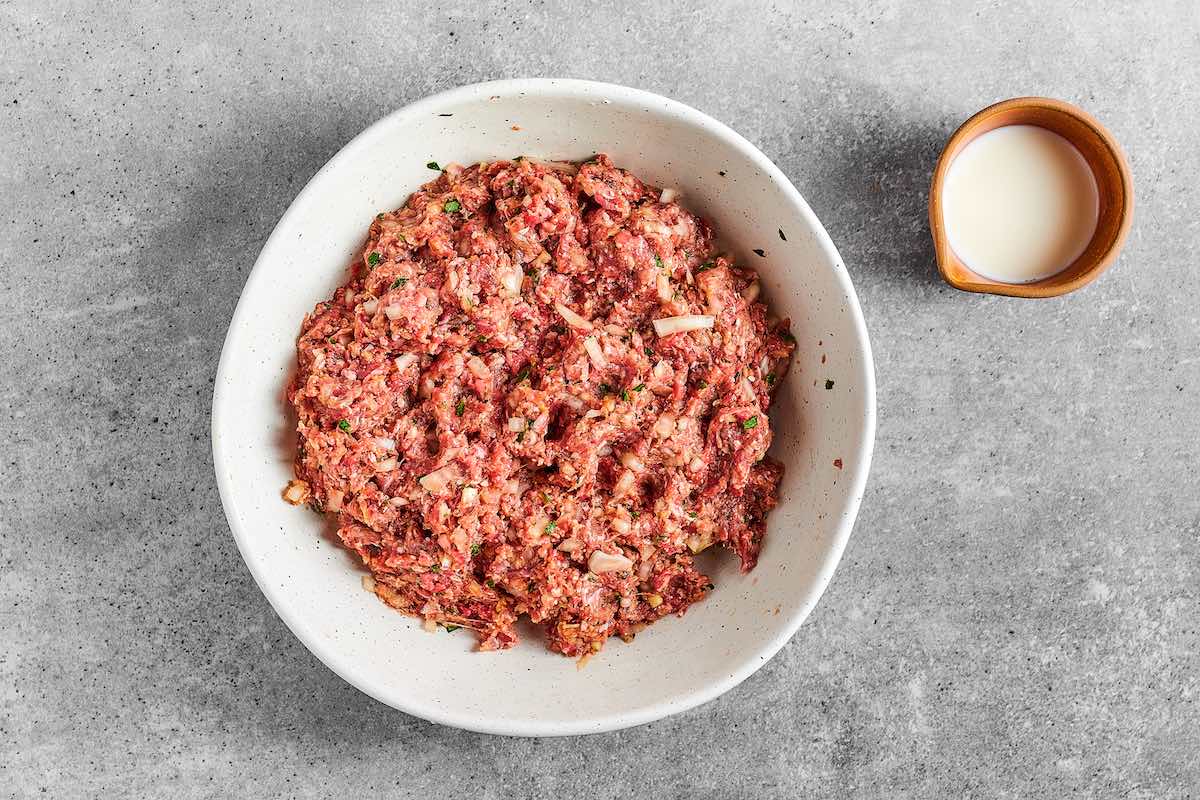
[{"x1": 2, "y1": 2, "x2": 1198, "y2": 797}]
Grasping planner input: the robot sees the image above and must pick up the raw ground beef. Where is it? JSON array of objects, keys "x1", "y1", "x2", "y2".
[{"x1": 285, "y1": 154, "x2": 795, "y2": 658}]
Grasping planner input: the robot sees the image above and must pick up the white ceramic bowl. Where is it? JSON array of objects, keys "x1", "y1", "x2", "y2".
[{"x1": 213, "y1": 79, "x2": 875, "y2": 736}]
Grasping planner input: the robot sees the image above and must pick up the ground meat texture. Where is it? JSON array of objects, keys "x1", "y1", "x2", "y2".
[{"x1": 287, "y1": 154, "x2": 796, "y2": 658}]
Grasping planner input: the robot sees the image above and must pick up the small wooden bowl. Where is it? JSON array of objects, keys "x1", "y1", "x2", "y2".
[{"x1": 929, "y1": 97, "x2": 1134, "y2": 298}]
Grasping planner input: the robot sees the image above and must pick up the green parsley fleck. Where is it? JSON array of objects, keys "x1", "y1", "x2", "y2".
[
  {"x1": 644, "y1": 347, "x2": 654, "y2": 357},
  {"x1": 544, "y1": 520, "x2": 557, "y2": 535},
  {"x1": 443, "y1": 624, "x2": 461, "y2": 632},
  {"x1": 327, "y1": 336, "x2": 336, "y2": 345},
  {"x1": 367, "y1": 251, "x2": 381, "y2": 267},
  {"x1": 766, "y1": 372, "x2": 776, "y2": 386},
  {"x1": 704, "y1": 582, "x2": 715, "y2": 591},
  {"x1": 514, "y1": 365, "x2": 531, "y2": 383},
  {"x1": 742, "y1": 415, "x2": 759, "y2": 430},
  {"x1": 633, "y1": 383, "x2": 645, "y2": 392},
  {"x1": 485, "y1": 579, "x2": 496, "y2": 588},
  {"x1": 443, "y1": 199, "x2": 461, "y2": 213},
  {"x1": 620, "y1": 389, "x2": 629, "y2": 402},
  {"x1": 426, "y1": 160, "x2": 441, "y2": 170},
  {"x1": 455, "y1": 398, "x2": 466, "y2": 416},
  {"x1": 630, "y1": 509, "x2": 640, "y2": 519},
  {"x1": 653, "y1": 254, "x2": 665, "y2": 270},
  {"x1": 688, "y1": 510, "x2": 698, "y2": 519},
  {"x1": 376, "y1": 213, "x2": 384, "y2": 220},
  {"x1": 391, "y1": 277, "x2": 408, "y2": 289},
  {"x1": 698, "y1": 380, "x2": 709, "y2": 389},
  {"x1": 429, "y1": 563, "x2": 441, "y2": 573},
  {"x1": 470, "y1": 543, "x2": 481, "y2": 556},
  {"x1": 697, "y1": 260, "x2": 716, "y2": 273},
  {"x1": 782, "y1": 331, "x2": 796, "y2": 343},
  {"x1": 337, "y1": 419, "x2": 351, "y2": 433},
  {"x1": 825, "y1": 379, "x2": 835, "y2": 390}
]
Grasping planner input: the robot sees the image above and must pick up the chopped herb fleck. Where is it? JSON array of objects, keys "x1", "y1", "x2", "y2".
[
  {"x1": 429, "y1": 563, "x2": 441, "y2": 573},
  {"x1": 766, "y1": 372, "x2": 776, "y2": 386},
  {"x1": 337, "y1": 419, "x2": 351, "y2": 433},
  {"x1": 705, "y1": 582, "x2": 715, "y2": 591},
  {"x1": 698, "y1": 380, "x2": 709, "y2": 389},
  {"x1": 443, "y1": 624, "x2": 461, "y2": 632},
  {"x1": 485, "y1": 579, "x2": 495, "y2": 588},
  {"x1": 367, "y1": 251, "x2": 381, "y2": 267},
  {"x1": 742, "y1": 415, "x2": 759, "y2": 430},
  {"x1": 470, "y1": 543, "x2": 481, "y2": 556},
  {"x1": 544, "y1": 520, "x2": 557, "y2": 535},
  {"x1": 697, "y1": 260, "x2": 716, "y2": 272},
  {"x1": 376, "y1": 213, "x2": 384, "y2": 220},
  {"x1": 514, "y1": 365, "x2": 531, "y2": 383},
  {"x1": 391, "y1": 277, "x2": 408, "y2": 289},
  {"x1": 455, "y1": 398, "x2": 466, "y2": 416},
  {"x1": 327, "y1": 336, "x2": 336, "y2": 345},
  {"x1": 621, "y1": 389, "x2": 629, "y2": 402},
  {"x1": 782, "y1": 331, "x2": 796, "y2": 343},
  {"x1": 778, "y1": 228, "x2": 787, "y2": 241},
  {"x1": 752, "y1": 248, "x2": 766, "y2": 258},
  {"x1": 633, "y1": 383, "x2": 645, "y2": 392},
  {"x1": 630, "y1": 509, "x2": 640, "y2": 519},
  {"x1": 644, "y1": 347, "x2": 654, "y2": 357},
  {"x1": 654, "y1": 254, "x2": 665, "y2": 270},
  {"x1": 426, "y1": 160, "x2": 441, "y2": 170},
  {"x1": 825, "y1": 379, "x2": 835, "y2": 390},
  {"x1": 443, "y1": 199, "x2": 461, "y2": 213},
  {"x1": 688, "y1": 510, "x2": 698, "y2": 519}
]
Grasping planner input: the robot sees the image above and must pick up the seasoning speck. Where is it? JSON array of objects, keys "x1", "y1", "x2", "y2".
[
  {"x1": 426, "y1": 160, "x2": 441, "y2": 170},
  {"x1": 833, "y1": 458, "x2": 843, "y2": 470},
  {"x1": 825, "y1": 379, "x2": 835, "y2": 390},
  {"x1": 778, "y1": 229, "x2": 787, "y2": 241},
  {"x1": 752, "y1": 248, "x2": 766, "y2": 258}
]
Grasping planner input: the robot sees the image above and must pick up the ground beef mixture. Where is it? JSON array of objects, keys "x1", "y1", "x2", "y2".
[{"x1": 285, "y1": 155, "x2": 795, "y2": 658}]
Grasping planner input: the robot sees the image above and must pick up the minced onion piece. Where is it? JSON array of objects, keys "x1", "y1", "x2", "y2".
[
  {"x1": 372, "y1": 436, "x2": 396, "y2": 450},
  {"x1": 326, "y1": 489, "x2": 344, "y2": 512},
  {"x1": 419, "y1": 465, "x2": 456, "y2": 493},
  {"x1": 460, "y1": 486, "x2": 479, "y2": 505},
  {"x1": 742, "y1": 281, "x2": 761, "y2": 303},
  {"x1": 653, "y1": 414, "x2": 676, "y2": 439},
  {"x1": 376, "y1": 457, "x2": 398, "y2": 472},
  {"x1": 555, "y1": 303, "x2": 594, "y2": 331},
  {"x1": 656, "y1": 273, "x2": 672, "y2": 301},
  {"x1": 589, "y1": 550, "x2": 634, "y2": 574},
  {"x1": 500, "y1": 268, "x2": 522, "y2": 294},
  {"x1": 652, "y1": 314, "x2": 714, "y2": 337},
  {"x1": 620, "y1": 452, "x2": 646, "y2": 472},
  {"x1": 583, "y1": 336, "x2": 607, "y2": 368},
  {"x1": 556, "y1": 539, "x2": 581, "y2": 554},
  {"x1": 659, "y1": 188, "x2": 678, "y2": 203},
  {"x1": 507, "y1": 417, "x2": 526, "y2": 432},
  {"x1": 361, "y1": 574, "x2": 376, "y2": 592},
  {"x1": 394, "y1": 353, "x2": 417, "y2": 371},
  {"x1": 362, "y1": 298, "x2": 379, "y2": 315},
  {"x1": 384, "y1": 303, "x2": 404, "y2": 321}
]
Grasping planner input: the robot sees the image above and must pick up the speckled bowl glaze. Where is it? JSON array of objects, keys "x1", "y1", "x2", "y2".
[{"x1": 212, "y1": 79, "x2": 875, "y2": 736}]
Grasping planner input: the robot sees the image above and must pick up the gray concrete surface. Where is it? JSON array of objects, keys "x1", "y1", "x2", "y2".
[{"x1": 2, "y1": 1, "x2": 1198, "y2": 797}]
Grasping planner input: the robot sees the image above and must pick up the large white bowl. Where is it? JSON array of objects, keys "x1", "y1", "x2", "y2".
[{"x1": 213, "y1": 79, "x2": 875, "y2": 736}]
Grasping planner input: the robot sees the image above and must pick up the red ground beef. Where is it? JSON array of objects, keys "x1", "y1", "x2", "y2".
[{"x1": 286, "y1": 155, "x2": 795, "y2": 658}]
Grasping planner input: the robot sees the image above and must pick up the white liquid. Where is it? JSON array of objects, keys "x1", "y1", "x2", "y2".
[{"x1": 942, "y1": 125, "x2": 1099, "y2": 284}]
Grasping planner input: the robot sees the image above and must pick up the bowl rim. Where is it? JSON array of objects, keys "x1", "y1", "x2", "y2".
[{"x1": 211, "y1": 78, "x2": 877, "y2": 736}]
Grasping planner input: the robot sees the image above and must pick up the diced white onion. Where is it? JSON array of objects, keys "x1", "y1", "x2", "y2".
[
  {"x1": 507, "y1": 417, "x2": 526, "y2": 432},
  {"x1": 611, "y1": 517, "x2": 631, "y2": 534},
  {"x1": 372, "y1": 436, "x2": 396, "y2": 450},
  {"x1": 376, "y1": 458, "x2": 397, "y2": 472},
  {"x1": 500, "y1": 268, "x2": 522, "y2": 294},
  {"x1": 659, "y1": 188, "x2": 678, "y2": 203},
  {"x1": 361, "y1": 574, "x2": 376, "y2": 592},
  {"x1": 419, "y1": 465, "x2": 456, "y2": 493},
  {"x1": 603, "y1": 323, "x2": 625, "y2": 336},
  {"x1": 394, "y1": 353, "x2": 416, "y2": 372},
  {"x1": 385, "y1": 303, "x2": 404, "y2": 321},
  {"x1": 620, "y1": 452, "x2": 646, "y2": 472},
  {"x1": 653, "y1": 414, "x2": 676, "y2": 439},
  {"x1": 656, "y1": 273, "x2": 673, "y2": 301},
  {"x1": 583, "y1": 336, "x2": 607, "y2": 368},
  {"x1": 460, "y1": 486, "x2": 479, "y2": 505},
  {"x1": 326, "y1": 489, "x2": 344, "y2": 512},
  {"x1": 589, "y1": 550, "x2": 634, "y2": 574},
  {"x1": 742, "y1": 281, "x2": 761, "y2": 303},
  {"x1": 760, "y1": 356, "x2": 771, "y2": 377},
  {"x1": 652, "y1": 314, "x2": 714, "y2": 337},
  {"x1": 555, "y1": 303, "x2": 594, "y2": 331},
  {"x1": 362, "y1": 298, "x2": 379, "y2": 315},
  {"x1": 557, "y1": 539, "x2": 581, "y2": 554},
  {"x1": 467, "y1": 356, "x2": 489, "y2": 379}
]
